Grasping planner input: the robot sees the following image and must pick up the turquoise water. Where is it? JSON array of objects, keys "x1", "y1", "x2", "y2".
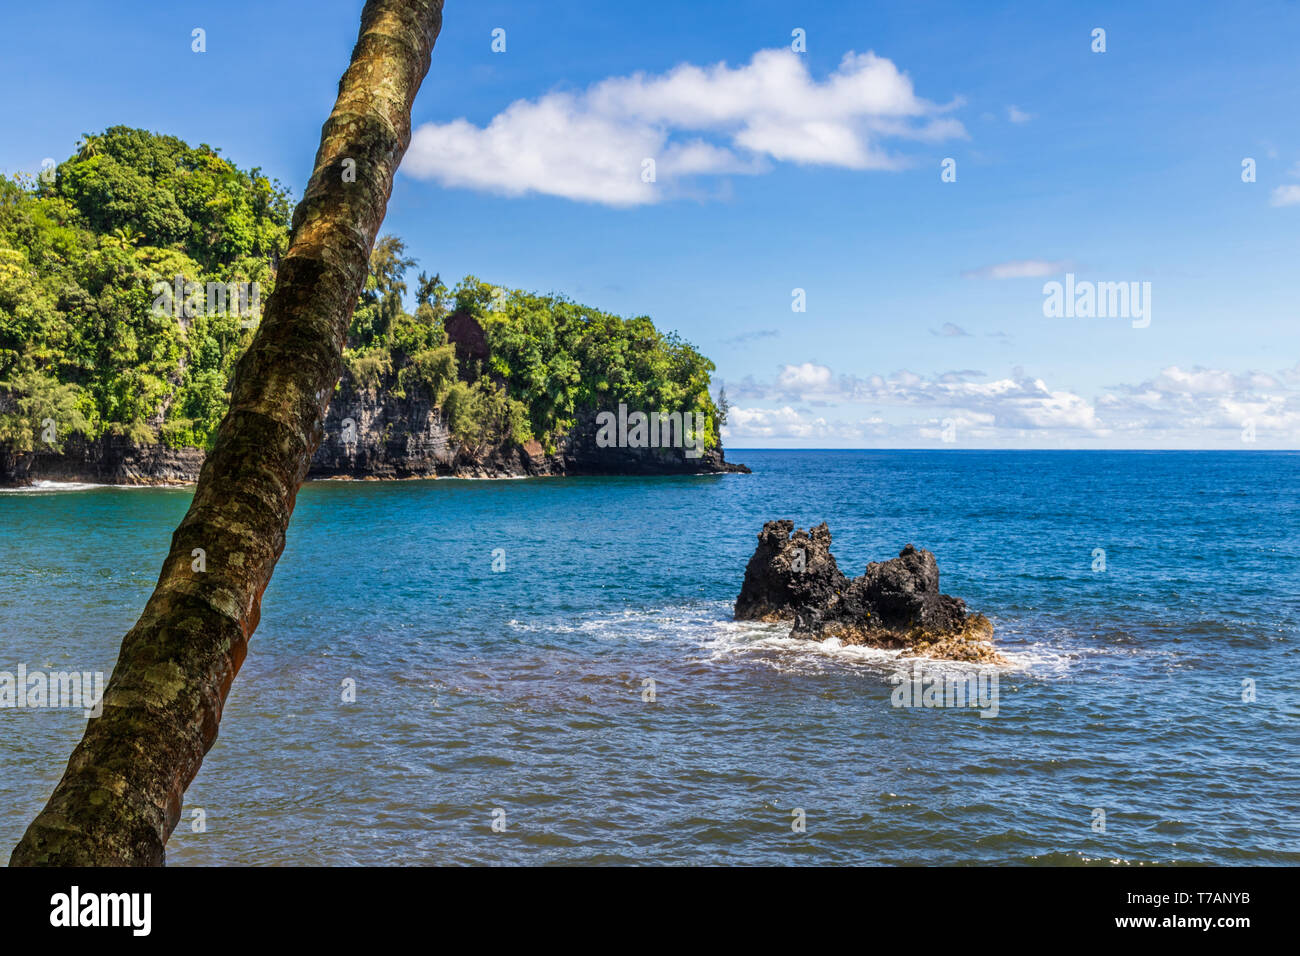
[{"x1": 2, "y1": 450, "x2": 1297, "y2": 865}]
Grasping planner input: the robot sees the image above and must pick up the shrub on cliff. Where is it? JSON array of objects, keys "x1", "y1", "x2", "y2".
[
  {"x1": 396, "y1": 344, "x2": 457, "y2": 404},
  {"x1": 0, "y1": 369, "x2": 90, "y2": 452},
  {"x1": 443, "y1": 378, "x2": 532, "y2": 452},
  {"x1": 343, "y1": 346, "x2": 394, "y2": 392}
]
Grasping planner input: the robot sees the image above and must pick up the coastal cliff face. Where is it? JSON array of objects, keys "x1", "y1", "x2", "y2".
[
  {"x1": 0, "y1": 374, "x2": 747, "y2": 485},
  {"x1": 0, "y1": 436, "x2": 205, "y2": 486}
]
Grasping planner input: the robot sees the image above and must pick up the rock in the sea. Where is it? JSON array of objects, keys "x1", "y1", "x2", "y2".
[
  {"x1": 733, "y1": 520, "x2": 847, "y2": 621},
  {"x1": 736, "y1": 522, "x2": 1002, "y2": 663}
]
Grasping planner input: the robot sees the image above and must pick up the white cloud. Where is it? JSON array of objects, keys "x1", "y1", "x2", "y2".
[
  {"x1": 734, "y1": 364, "x2": 1103, "y2": 432},
  {"x1": 1006, "y1": 105, "x2": 1034, "y2": 124},
  {"x1": 917, "y1": 411, "x2": 995, "y2": 441},
  {"x1": 403, "y1": 48, "x2": 964, "y2": 206},
  {"x1": 722, "y1": 359, "x2": 1300, "y2": 445},
  {"x1": 962, "y1": 259, "x2": 1069, "y2": 279},
  {"x1": 1270, "y1": 184, "x2": 1300, "y2": 207},
  {"x1": 726, "y1": 406, "x2": 825, "y2": 439},
  {"x1": 1100, "y1": 364, "x2": 1300, "y2": 436},
  {"x1": 725, "y1": 406, "x2": 885, "y2": 441},
  {"x1": 1151, "y1": 366, "x2": 1238, "y2": 395},
  {"x1": 776, "y1": 362, "x2": 835, "y2": 393}
]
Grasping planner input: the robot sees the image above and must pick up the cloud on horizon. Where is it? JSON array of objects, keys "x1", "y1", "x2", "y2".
[{"x1": 720, "y1": 360, "x2": 1300, "y2": 445}]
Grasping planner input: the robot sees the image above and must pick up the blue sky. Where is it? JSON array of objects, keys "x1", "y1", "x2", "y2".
[{"x1": 2, "y1": 0, "x2": 1298, "y2": 448}]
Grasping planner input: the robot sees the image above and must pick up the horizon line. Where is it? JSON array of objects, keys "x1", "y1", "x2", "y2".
[{"x1": 724, "y1": 446, "x2": 1299, "y2": 452}]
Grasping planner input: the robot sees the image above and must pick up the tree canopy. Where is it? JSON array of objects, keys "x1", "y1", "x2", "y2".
[{"x1": 0, "y1": 127, "x2": 721, "y2": 457}]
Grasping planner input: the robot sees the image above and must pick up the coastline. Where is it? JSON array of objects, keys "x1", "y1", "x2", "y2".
[
  {"x1": 0, "y1": 441, "x2": 749, "y2": 488},
  {"x1": 2, "y1": 380, "x2": 749, "y2": 486}
]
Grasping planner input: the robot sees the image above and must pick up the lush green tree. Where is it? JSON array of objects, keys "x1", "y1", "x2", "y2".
[
  {"x1": 350, "y1": 235, "x2": 415, "y2": 348},
  {"x1": 0, "y1": 129, "x2": 292, "y2": 453}
]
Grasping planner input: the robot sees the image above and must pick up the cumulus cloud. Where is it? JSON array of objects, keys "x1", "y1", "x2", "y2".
[
  {"x1": 1099, "y1": 364, "x2": 1300, "y2": 436},
  {"x1": 725, "y1": 405, "x2": 886, "y2": 441},
  {"x1": 722, "y1": 359, "x2": 1300, "y2": 445},
  {"x1": 1006, "y1": 105, "x2": 1034, "y2": 124},
  {"x1": 961, "y1": 259, "x2": 1070, "y2": 279},
  {"x1": 726, "y1": 405, "x2": 826, "y2": 439},
  {"x1": 735, "y1": 363, "x2": 1101, "y2": 431},
  {"x1": 403, "y1": 48, "x2": 964, "y2": 206},
  {"x1": 776, "y1": 361, "x2": 836, "y2": 393}
]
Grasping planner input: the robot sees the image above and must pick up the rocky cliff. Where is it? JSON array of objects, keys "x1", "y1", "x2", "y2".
[{"x1": 1, "y1": 374, "x2": 747, "y2": 485}]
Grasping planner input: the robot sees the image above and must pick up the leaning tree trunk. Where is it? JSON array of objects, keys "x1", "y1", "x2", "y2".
[{"x1": 11, "y1": 0, "x2": 444, "y2": 866}]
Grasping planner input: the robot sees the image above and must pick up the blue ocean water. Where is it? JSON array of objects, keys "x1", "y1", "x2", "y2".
[{"x1": 1, "y1": 450, "x2": 1297, "y2": 865}]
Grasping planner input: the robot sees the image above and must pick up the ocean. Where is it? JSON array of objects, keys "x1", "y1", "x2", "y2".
[{"x1": 1, "y1": 450, "x2": 1297, "y2": 865}]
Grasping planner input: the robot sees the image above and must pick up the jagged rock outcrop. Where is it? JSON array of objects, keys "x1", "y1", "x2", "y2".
[
  {"x1": 734, "y1": 520, "x2": 847, "y2": 621},
  {"x1": 445, "y1": 309, "x2": 490, "y2": 366},
  {"x1": 736, "y1": 521, "x2": 1002, "y2": 663}
]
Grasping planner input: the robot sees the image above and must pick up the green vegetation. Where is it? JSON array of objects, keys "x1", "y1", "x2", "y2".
[
  {"x1": 450, "y1": 278, "x2": 720, "y2": 452},
  {"x1": 0, "y1": 126, "x2": 287, "y2": 449},
  {"x1": 0, "y1": 128, "x2": 720, "y2": 455}
]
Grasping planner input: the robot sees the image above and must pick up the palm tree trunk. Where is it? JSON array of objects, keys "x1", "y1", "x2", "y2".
[{"x1": 11, "y1": 0, "x2": 445, "y2": 866}]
